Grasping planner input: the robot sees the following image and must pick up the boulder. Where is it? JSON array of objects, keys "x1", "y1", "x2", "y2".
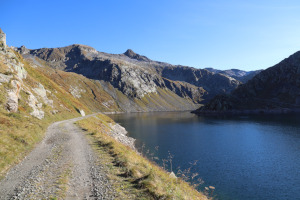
[
  {"x1": 169, "y1": 172, "x2": 177, "y2": 179},
  {"x1": 27, "y1": 92, "x2": 45, "y2": 119},
  {"x1": 79, "y1": 109, "x2": 85, "y2": 116},
  {"x1": 6, "y1": 80, "x2": 22, "y2": 112},
  {"x1": 30, "y1": 109, "x2": 44, "y2": 120},
  {"x1": 33, "y1": 83, "x2": 53, "y2": 107}
]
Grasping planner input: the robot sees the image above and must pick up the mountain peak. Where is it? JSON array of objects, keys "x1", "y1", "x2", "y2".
[
  {"x1": 123, "y1": 49, "x2": 150, "y2": 62},
  {"x1": 124, "y1": 49, "x2": 136, "y2": 57}
]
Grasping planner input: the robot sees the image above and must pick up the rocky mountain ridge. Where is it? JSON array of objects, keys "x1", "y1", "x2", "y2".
[
  {"x1": 205, "y1": 68, "x2": 262, "y2": 83},
  {"x1": 16, "y1": 44, "x2": 241, "y2": 110},
  {"x1": 195, "y1": 51, "x2": 300, "y2": 114}
]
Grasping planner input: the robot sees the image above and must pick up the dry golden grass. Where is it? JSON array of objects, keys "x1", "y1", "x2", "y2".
[{"x1": 76, "y1": 114, "x2": 208, "y2": 200}]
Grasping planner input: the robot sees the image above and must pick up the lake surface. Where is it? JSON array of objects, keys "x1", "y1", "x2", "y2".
[{"x1": 109, "y1": 112, "x2": 300, "y2": 200}]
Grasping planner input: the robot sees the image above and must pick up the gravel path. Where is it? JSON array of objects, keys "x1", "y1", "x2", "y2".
[{"x1": 0, "y1": 114, "x2": 115, "y2": 200}]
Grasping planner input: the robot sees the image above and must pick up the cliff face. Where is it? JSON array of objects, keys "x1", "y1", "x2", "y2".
[
  {"x1": 16, "y1": 45, "x2": 241, "y2": 111},
  {"x1": 156, "y1": 66, "x2": 240, "y2": 100},
  {"x1": 195, "y1": 51, "x2": 300, "y2": 114}
]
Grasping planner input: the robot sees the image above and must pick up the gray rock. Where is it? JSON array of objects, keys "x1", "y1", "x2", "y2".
[
  {"x1": 169, "y1": 172, "x2": 177, "y2": 179},
  {"x1": 30, "y1": 109, "x2": 45, "y2": 120},
  {"x1": 6, "y1": 80, "x2": 22, "y2": 112},
  {"x1": 69, "y1": 85, "x2": 86, "y2": 98},
  {"x1": 79, "y1": 109, "x2": 85, "y2": 116},
  {"x1": 0, "y1": 28, "x2": 6, "y2": 50},
  {"x1": 11, "y1": 63, "x2": 27, "y2": 80},
  {"x1": 33, "y1": 83, "x2": 53, "y2": 107},
  {"x1": 108, "y1": 123, "x2": 136, "y2": 151},
  {"x1": 51, "y1": 110, "x2": 59, "y2": 114},
  {"x1": 0, "y1": 73, "x2": 12, "y2": 83}
]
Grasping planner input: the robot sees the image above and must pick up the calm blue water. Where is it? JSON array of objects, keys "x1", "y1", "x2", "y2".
[{"x1": 109, "y1": 112, "x2": 300, "y2": 200}]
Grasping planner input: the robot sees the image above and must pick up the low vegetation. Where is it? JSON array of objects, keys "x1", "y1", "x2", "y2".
[{"x1": 76, "y1": 114, "x2": 208, "y2": 200}]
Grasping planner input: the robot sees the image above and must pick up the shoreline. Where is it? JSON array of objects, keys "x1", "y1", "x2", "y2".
[
  {"x1": 76, "y1": 114, "x2": 208, "y2": 199},
  {"x1": 192, "y1": 108, "x2": 300, "y2": 116}
]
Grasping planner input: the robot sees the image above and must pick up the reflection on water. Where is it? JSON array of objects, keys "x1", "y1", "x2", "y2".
[{"x1": 109, "y1": 112, "x2": 300, "y2": 200}]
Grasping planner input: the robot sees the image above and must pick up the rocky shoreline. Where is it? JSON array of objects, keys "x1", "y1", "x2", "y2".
[
  {"x1": 107, "y1": 122, "x2": 137, "y2": 151},
  {"x1": 192, "y1": 108, "x2": 300, "y2": 115}
]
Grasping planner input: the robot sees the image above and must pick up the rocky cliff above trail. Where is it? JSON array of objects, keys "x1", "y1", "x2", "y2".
[
  {"x1": 17, "y1": 45, "x2": 241, "y2": 109},
  {"x1": 194, "y1": 51, "x2": 300, "y2": 114},
  {"x1": 1, "y1": 42, "x2": 79, "y2": 119}
]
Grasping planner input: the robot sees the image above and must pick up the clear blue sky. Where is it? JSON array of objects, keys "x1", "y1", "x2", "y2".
[{"x1": 1, "y1": 0, "x2": 300, "y2": 71}]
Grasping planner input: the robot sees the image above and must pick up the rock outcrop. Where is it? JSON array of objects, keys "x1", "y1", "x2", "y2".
[
  {"x1": 124, "y1": 49, "x2": 151, "y2": 62},
  {"x1": 0, "y1": 30, "x2": 57, "y2": 119},
  {"x1": 79, "y1": 109, "x2": 85, "y2": 116},
  {"x1": 0, "y1": 28, "x2": 6, "y2": 50},
  {"x1": 194, "y1": 51, "x2": 300, "y2": 114},
  {"x1": 27, "y1": 91, "x2": 45, "y2": 119},
  {"x1": 108, "y1": 123, "x2": 136, "y2": 151},
  {"x1": 6, "y1": 80, "x2": 22, "y2": 112},
  {"x1": 0, "y1": 38, "x2": 27, "y2": 113}
]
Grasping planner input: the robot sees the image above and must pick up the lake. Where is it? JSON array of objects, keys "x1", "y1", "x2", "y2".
[{"x1": 109, "y1": 112, "x2": 300, "y2": 200}]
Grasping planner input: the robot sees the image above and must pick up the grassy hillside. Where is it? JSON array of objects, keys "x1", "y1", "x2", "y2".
[{"x1": 0, "y1": 48, "x2": 115, "y2": 178}]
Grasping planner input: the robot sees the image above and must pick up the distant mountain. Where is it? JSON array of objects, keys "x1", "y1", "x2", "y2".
[
  {"x1": 16, "y1": 45, "x2": 241, "y2": 111},
  {"x1": 194, "y1": 52, "x2": 300, "y2": 114},
  {"x1": 205, "y1": 68, "x2": 262, "y2": 83}
]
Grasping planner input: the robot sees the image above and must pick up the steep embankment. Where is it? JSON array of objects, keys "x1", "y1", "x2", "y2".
[
  {"x1": 194, "y1": 51, "x2": 300, "y2": 114},
  {"x1": 17, "y1": 44, "x2": 241, "y2": 110},
  {"x1": 76, "y1": 114, "x2": 208, "y2": 200}
]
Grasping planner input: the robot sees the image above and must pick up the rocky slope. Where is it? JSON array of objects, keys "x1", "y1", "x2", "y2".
[
  {"x1": 156, "y1": 66, "x2": 240, "y2": 100},
  {"x1": 195, "y1": 51, "x2": 300, "y2": 114},
  {"x1": 16, "y1": 45, "x2": 241, "y2": 110},
  {"x1": 205, "y1": 68, "x2": 262, "y2": 83}
]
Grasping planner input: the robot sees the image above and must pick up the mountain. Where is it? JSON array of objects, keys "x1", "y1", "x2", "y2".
[
  {"x1": 15, "y1": 45, "x2": 241, "y2": 111},
  {"x1": 194, "y1": 51, "x2": 300, "y2": 114},
  {"x1": 205, "y1": 68, "x2": 262, "y2": 83}
]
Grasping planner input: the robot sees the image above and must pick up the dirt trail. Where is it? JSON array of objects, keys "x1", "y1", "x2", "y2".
[{"x1": 0, "y1": 114, "x2": 115, "y2": 200}]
